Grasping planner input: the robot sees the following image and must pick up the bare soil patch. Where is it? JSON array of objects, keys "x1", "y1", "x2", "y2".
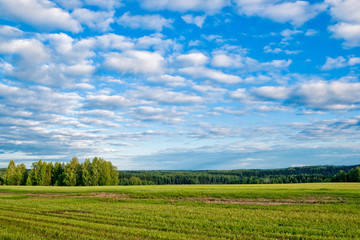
[
  {"x1": 45, "y1": 210, "x2": 90, "y2": 214},
  {"x1": 188, "y1": 196, "x2": 345, "y2": 205},
  {"x1": 23, "y1": 192, "x2": 345, "y2": 205}
]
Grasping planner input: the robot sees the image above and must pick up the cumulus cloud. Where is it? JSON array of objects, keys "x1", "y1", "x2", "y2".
[
  {"x1": 0, "y1": 82, "x2": 82, "y2": 114},
  {"x1": 180, "y1": 66, "x2": 242, "y2": 84},
  {"x1": 84, "y1": 94, "x2": 131, "y2": 110},
  {"x1": 211, "y1": 50, "x2": 292, "y2": 71},
  {"x1": 252, "y1": 86, "x2": 291, "y2": 100},
  {"x1": 252, "y1": 80, "x2": 360, "y2": 111},
  {"x1": 131, "y1": 106, "x2": 186, "y2": 123},
  {"x1": 104, "y1": 50, "x2": 164, "y2": 74},
  {"x1": 264, "y1": 46, "x2": 301, "y2": 55},
  {"x1": 130, "y1": 86, "x2": 203, "y2": 105},
  {"x1": 48, "y1": 33, "x2": 95, "y2": 62},
  {"x1": 327, "y1": 0, "x2": 360, "y2": 47},
  {"x1": 182, "y1": 15, "x2": 207, "y2": 28},
  {"x1": 177, "y1": 52, "x2": 209, "y2": 66},
  {"x1": 147, "y1": 74, "x2": 188, "y2": 87},
  {"x1": 139, "y1": 0, "x2": 229, "y2": 14},
  {"x1": 0, "y1": 38, "x2": 48, "y2": 64},
  {"x1": 234, "y1": 0, "x2": 326, "y2": 26},
  {"x1": 188, "y1": 122, "x2": 241, "y2": 138},
  {"x1": 117, "y1": 12, "x2": 173, "y2": 31},
  {"x1": 0, "y1": 25, "x2": 23, "y2": 38},
  {"x1": 0, "y1": 0, "x2": 82, "y2": 32},
  {"x1": 54, "y1": 0, "x2": 121, "y2": 10},
  {"x1": 176, "y1": 52, "x2": 209, "y2": 66},
  {"x1": 71, "y1": 8, "x2": 115, "y2": 31},
  {"x1": 321, "y1": 56, "x2": 360, "y2": 70}
]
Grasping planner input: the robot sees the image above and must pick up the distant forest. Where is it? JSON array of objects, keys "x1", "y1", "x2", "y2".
[{"x1": 0, "y1": 159, "x2": 359, "y2": 186}]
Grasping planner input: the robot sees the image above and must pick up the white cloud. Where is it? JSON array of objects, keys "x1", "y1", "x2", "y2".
[
  {"x1": 280, "y1": 29, "x2": 303, "y2": 42},
  {"x1": 211, "y1": 50, "x2": 292, "y2": 71},
  {"x1": 55, "y1": 0, "x2": 121, "y2": 10},
  {"x1": 327, "y1": 0, "x2": 360, "y2": 47},
  {"x1": 294, "y1": 81, "x2": 360, "y2": 110},
  {"x1": 0, "y1": 0, "x2": 82, "y2": 32},
  {"x1": 252, "y1": 86, "x2": 291, "y2": 100},
  {"x1": 61, "y1": 61, "x2": 96, "y2": 76},
  {"x1": 147, "y1": 74, "x2": 188, "y2": 87},
  {"x1": 104, "y1": 50, "x2": 164, "y2": 74},
  {"x1": 182, "y1": 15, "x2": 207, "y2": 28},
  {"x1": 85, "y1": 94, "x2": 131, "y2": 110},
  {"x1": 48, "y1": 33, "x2": 95, "y2": 62},
  {"x1": 0, "y1": 39, "x2": 48, "y2": 64},
  {"x1": 96, "y1": 34, "x2": 134, "y2": 50},
  {"x1": 321, "y1": 56, "x2": 348, "y2": 70},
  {"x1": 71, "y1": 8, "x2": 114, "y2": 31},
  {"x1": 212, "y1": 54, "x2": 243, "y2": 68},
  {"x1": 139, "y1": 0, "x2": 229, "y2": 14},
  {"x1": 305, "y1": 29, "x2": 318, "y2": 36},
  {"x1": 117, "y1": 12, "x2": 173, "y2": 32},
  {"x1": 252, "y1": 80, "x2": 360, "y2": 111},
  {"x1": 180, "y1": 66, "x2": 242, "y2": 84},
  {"x1": 131, "y1": 86, "x2": 203, "y2": 104},
  {"x1": 235, "y1": 0, "x2": 326, "y2": 26},
  {"x1": 281, "y1": 29, "x2": 302, "y2": 38},
  {"x1": 329, "y1": 23, "x2": 360, "y2": 47},
  {"x1": 321, "y1": 56, "x2": 360, "y2": 70},
  {"x1": 177, "y1": 52, "x2": 209, "y2": 66},
  {"x1": 348, "y1": 57, "x2": 360, "y2": 66},
  {"x1": 0, "y1": 25, "x2": 23, "y2": 38},
  {"x1": 131, "y1": 106, "x2": 185, "y2": 123},
  {"x1": 264, "y1": 46, "x2": 301, "y2": 55},
  {"x1": 0, "y1": 83, "x2": 82, "y2": 114}
]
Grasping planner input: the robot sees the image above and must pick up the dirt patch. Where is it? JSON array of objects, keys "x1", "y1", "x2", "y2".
[
  {"x1": 0, "y1": 192, "x2": 12, "y2": 195},
  {"x1": 86, "y1": 192, "x2": 130, "y2": 199},
  {"x1": 45, "y1": 210, "x2": 90, "y2": 214},
  {"x1": 25, "y1": 192, "x2": 130, "y2": 199},
  {"x1": 21, "y1": 192, "x2": 346, "y2": 205},
  {"x1": 185, "y1": 196, "x2": 345, "y2": 206}
]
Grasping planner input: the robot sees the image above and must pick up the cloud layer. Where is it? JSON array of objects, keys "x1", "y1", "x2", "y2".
[{"x1": 0, "y1": 0, "x2": 359, "y2": 169}]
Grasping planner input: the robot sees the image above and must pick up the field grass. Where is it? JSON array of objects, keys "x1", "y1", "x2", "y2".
[{"x1": 0, "y1": 183, "x2": 359, "y2": 239}]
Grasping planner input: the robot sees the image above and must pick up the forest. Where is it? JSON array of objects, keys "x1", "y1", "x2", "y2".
[
  {"x1": 0, "y1": 159, "x2": 359, "y2": 186},
  {"x1": 0, "y1": 157, "x2": 118, "y2": 186}
]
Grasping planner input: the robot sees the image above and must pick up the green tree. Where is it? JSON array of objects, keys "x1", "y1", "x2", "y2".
[
  {"x1": 91, "y1": 157, "x2": 101, "y2": 186},
  {"x1": 81, "y1": 158, "x2": 92, "y2": 186},
  {"x1": 17, "y1": 163, "x2": 28, "y2": 185},
  {"x1": 53, "y1": 162, "x2": 65, "y2": 186},
  {"x1": 4, "y1": 160, "x2": 17, "y2": 185},
  {"x1": 129, "y1": 176, "x2": 142, "y2": 185},
  {"x1": 347, "y1": 167, "x2": 360, "y2": 182},
  {"x1": 64, "y1": 157, "x2": 81, "y2": 186}
]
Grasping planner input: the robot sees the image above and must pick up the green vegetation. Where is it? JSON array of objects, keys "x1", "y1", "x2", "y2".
[
  {"x1": 2, "y1": 158, "x2": 118, "y2": 186},
  {"x1": 332, "y1": 166, "x2": 360, "y2": 182},
  {"x1": 0, "y1": 183, "x2": 359, "y2": 239},
  {"x1": 118, "y1": 165, "x2": 360, "y2": 185},
  {"x1": 1, "y1": 159, "x2": 360, "y2": 186}
]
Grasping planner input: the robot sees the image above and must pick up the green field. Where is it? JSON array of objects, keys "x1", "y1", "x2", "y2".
[{"x1": 0, "y1": 183, "x2": 359, "y2": 239}]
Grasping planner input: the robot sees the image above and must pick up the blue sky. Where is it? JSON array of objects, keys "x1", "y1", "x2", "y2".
[{"x1": 0, "y1": 0, "x2": 360, "y2": 170}]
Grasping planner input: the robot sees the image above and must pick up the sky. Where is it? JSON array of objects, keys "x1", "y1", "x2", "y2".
[{"x1": 0, "y1": 0, "x2": 360, "y2": 170}]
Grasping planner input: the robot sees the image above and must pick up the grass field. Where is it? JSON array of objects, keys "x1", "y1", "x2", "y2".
[{"x1": 0, "y1": 183, "x2": 359, "y2": 239}]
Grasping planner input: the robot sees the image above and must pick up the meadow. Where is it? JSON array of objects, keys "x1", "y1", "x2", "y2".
[{"x1": 0, "y1": 183, "x2": 359, "y2": 239}]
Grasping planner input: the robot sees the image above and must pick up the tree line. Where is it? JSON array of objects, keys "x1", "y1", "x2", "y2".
[
  {"x1": 1, "y1": 157, "x2": 118, "y2": 186},
  {"x1": 118, "y1": 165, "x2": 360, "y2": 185},
  {"x1": 331, "y1": 167, "x2": 360, "y2": 182},
  {"x1": 0, "y1": 162, "x2": 359, "y2": 186}
]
